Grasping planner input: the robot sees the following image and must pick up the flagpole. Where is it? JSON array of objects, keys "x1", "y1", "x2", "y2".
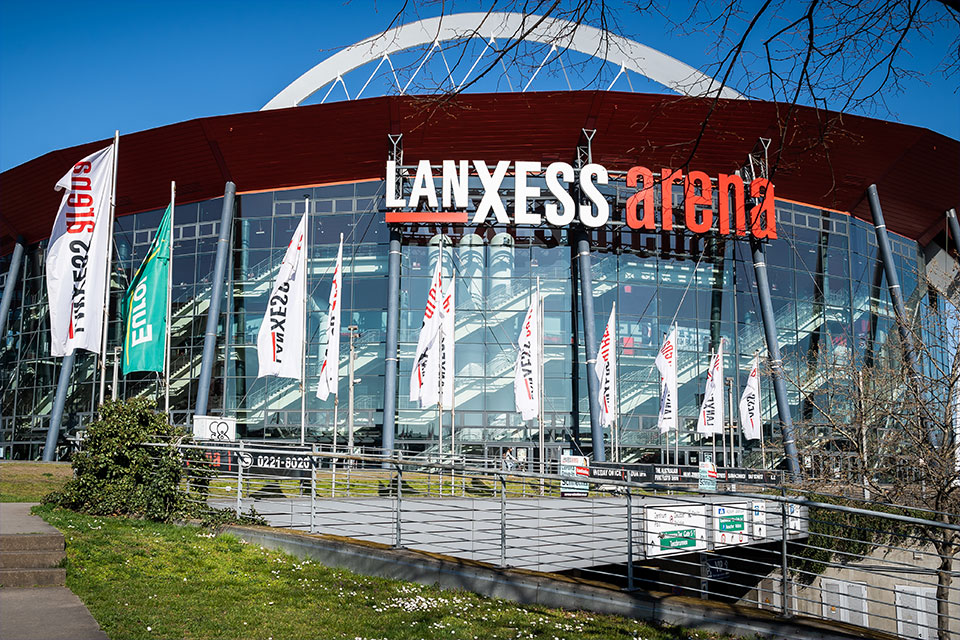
[
  {"x1": 437, "y1": 240, "x2": 444, "y2": 475},
  {"x1": 98, "y1": 131, "x2": 119, "y2": 405},
  {"x1": 537, "y1": 277, "x2": 544, "y2": 479},
  {"x1": 674, "y1": 326, "x2": 679, "y2": 466},
  {"x1": 301, "y1": 197, "x2": 309, "y2": 446},
  {"x1": 449, "y1": 273, "x2": 456, "y2": 495},
  {"x1": 611, "y1": 301, "x2": 618, "y2": 463},
  {"x1": 165, "y1": 181, "x2": 175, "y2": 415}
]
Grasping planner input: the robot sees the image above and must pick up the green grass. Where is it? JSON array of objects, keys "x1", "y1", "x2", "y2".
[
  {"x1": 0, "y1": 462, "x2": 72, "y2": 502},
  {"x1": 36, "y1": 504, "x2": 749, "y2": 640}
]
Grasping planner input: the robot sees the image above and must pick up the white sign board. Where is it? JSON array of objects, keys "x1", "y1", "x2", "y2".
[
  {"x1": 193, "y1": 415, "x2": 237, "y2": 441},
  {"x1": 645, "y1": 505, "x2": 707, "y2": 557},
  {"x1": 752, "y1": 500, "x2": 768, "y2": 539},
  {"x1": 787, "y1": 502, "x2": 802, "y2": 534},
  {"x1": 713, "y1": 503, "x2": 750, "y2": 547},
  {"x1": 560, "y1": 454, "x2": 590, "y2": 497}
]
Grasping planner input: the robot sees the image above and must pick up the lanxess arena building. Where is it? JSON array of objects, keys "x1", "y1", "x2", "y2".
[{"x1": 1, "y1": 14, "x2": 958, "y2": 470}]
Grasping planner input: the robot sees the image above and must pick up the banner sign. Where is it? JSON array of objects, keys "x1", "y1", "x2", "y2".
[
  {"x1": 193, "y1": 415, "x2": 237, "y2": 441},
  {"x1": 591, "y1": 463, "x2": 780, "y2": 485},
  {"x1": 200, "y1": 447, "x2": 320, "y2": 478},
  {"x1": 698, "y1": 459, "x2": 718, "y2": 492},
  {"x1": 385, "y1": 160, "x2": 776, "y2": 240},
  {"x1": 560, "y1": 454, "x2": 590, "y2": 497}
]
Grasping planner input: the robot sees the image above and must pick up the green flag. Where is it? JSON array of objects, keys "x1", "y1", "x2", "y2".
[{"x1": 122, "y1": 204, "x2": 172, "y2": 374}]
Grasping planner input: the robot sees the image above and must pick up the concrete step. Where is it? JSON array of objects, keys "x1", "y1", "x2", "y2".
[
  {"x1": 0, "y1": 567, "x2": 66, "y2": 587},
  {"x1": 0, "y1": 533, "x2": 64, "y2": 552},
  {"x1": 0, "y1": 549, "x2": 66, "y2": 568}
]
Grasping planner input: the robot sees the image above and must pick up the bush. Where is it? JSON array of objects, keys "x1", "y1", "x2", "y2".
[{"x1": 44, "y1": 398, "x2": 211, "y2": 522}]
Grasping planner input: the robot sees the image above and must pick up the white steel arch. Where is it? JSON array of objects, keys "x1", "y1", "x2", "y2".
[{"x1": 262, "y1": 12, "x2": 743, "y2": 110}]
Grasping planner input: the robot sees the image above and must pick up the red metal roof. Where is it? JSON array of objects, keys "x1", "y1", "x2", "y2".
[{"x1": 1, "y1": 91, "x2": 957, "y2": 254}]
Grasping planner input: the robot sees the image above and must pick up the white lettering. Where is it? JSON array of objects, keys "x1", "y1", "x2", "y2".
[
  {"x1": 408, "y1": 160, "x2": 438, "y2": 209},
  {"x1": 578, "y1": 163, "x2": 609, "y2": 228},
  {"x1": 471, "y1": 160, "x2": 511, "y2": 225},
  {"x1": 385, "y1": 160, "x2": 405, "y2": 207},
  {"x1": 544, "y1": 162, "x2": 575, "y2": 226},
  {"x1": 513, "y1": 161, "x2": 541, "y2": 225},
  {"x1": 441, "y1": 160, "x2": 470, "y2": 209}
]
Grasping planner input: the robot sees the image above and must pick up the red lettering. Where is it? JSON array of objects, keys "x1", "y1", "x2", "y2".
[
  {"x1": 73, "y1": 161, "x2": 92, "y2": 174},
  {"x1": 67, "y1": 193, "x2": 93, "y2": 208},
  {"x1": 625, "y1": 166, "x2": 655, "y2": 230},
  {"x1": 67, "y1": 221, "x2": 95, "y2": 234},
  {"x1": 71, "y1": 176, "x2": 92, "y2": 191},
  {"x1": 750, "y1": 179, "x2": 777, "y2": 239},
  {"x1": 718, "y1": 173, "x2": 746, "y2": 236},
  {"x1": 684, "y1": 171, "x2": 713, "y2": 234},
  {"x1": 659, "y1": 168, "x2": 683, "y2": 231}
]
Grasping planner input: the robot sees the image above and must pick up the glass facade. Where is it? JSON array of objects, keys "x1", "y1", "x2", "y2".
[{"x1": 0, "y1": 176, "x2": 934, "y2": 466}]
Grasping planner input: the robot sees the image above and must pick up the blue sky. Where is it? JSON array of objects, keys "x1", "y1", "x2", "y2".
[{"x1": 1, "y1": 0, "x2": 957, "y2": 171}]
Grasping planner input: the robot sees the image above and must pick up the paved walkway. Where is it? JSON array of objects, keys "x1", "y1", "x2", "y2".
[{"x1": 0, "y1": 503, "x2": 107, "y2": 640}]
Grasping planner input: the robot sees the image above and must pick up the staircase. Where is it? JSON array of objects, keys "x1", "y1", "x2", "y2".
[{"x1": 0, "y1": 504, "x2": 66, "y2": 587}]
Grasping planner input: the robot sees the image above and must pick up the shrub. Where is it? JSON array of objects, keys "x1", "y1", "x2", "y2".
[{"x1": 44, "y1": 398, "x2": 211, "y2": 522}]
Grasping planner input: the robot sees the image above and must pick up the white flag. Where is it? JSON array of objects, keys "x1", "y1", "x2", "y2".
[
  {"x1": 595, "y1": 304, "x2": 617, "y2": 426},
  {"x1": 46, "y1": 144, "x2": 116, "y2": 357},
  {"x1": 316, "y1": 234, "x2": 343, "y2": 400},
  {"x1": 697, "y1": 343, "x2": 725, "y2": 436},
  {"x1": 256, "y1": 213, "x2": 307, "y2": 379},
  {"x1": 440, "y1": 275, "x2": 455, "y2": 407},
  {"x1": 410, "y1": 260, "x2": 443, "y2": 407},
  {"x1": 655, "y1": 326, "x2": 678, "y2": 434},
  {"x1": 514, "y1": 291, "x2": 540, "y2": 421},
  {"x1": 739, "y1": 354, "x2": 762, "y2": 440}
]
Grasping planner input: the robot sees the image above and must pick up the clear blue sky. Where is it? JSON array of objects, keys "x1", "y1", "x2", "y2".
[{"x1": 1, "y1": 0, "x2": 957, "y2": 171}]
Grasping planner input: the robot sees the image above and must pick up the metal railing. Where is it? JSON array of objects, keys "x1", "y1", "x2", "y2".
[{"x1": 160, "y1": 439, "x2": 959, "y2": 639}]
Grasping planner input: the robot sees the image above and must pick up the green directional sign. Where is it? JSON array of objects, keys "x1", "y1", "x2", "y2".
[
  {"x1": 719, "y1": 515, "x2": 745, "y2": 532},
  {"x1": 660, "y1": 529, "x2": 697, "y2": 549}
]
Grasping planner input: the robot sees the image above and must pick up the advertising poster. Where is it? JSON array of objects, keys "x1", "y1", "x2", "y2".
[{"x1": 645, "y1": 505, "x2": 707, "y2": 557}]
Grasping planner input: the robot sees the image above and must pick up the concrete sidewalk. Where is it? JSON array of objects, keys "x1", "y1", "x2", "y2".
[{"x1": 0, "y1": 503, "x2": 107, "y2": 640}]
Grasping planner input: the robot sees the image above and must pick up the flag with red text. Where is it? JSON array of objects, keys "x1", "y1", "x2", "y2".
[
  {"x1": 655, "y1": 326, "x2": 678, "y2": 434},
  {"x1": 514, "y1": 291, "x2": 540, "y2": 421},
  {"x1": 739, "y1": 354, "x2": 762, "y2": 440},
  {"x1": 697, "y1": 343, "x2": 725, "y2": 436},
  {"x1": 316, "y1": 234, "x2": 343, "y2": 400},
  {"x1": 595, "y1": 304, "x2": 617, "y2": 426},
  {"x1": 410, "y1": 260, "x2": 443, "y2": 407},
  {"x1": 46, "y1": 144, "x2": 116, "y2": 357},
  {"x1": 256, "y1": 214, "x2": 307, "y2": 379}
]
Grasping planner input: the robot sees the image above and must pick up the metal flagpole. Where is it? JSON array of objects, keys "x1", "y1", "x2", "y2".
[
  {"x1": 612, "y1": 301, "x2": 618, "y2": 463},
  {"x1": 99, "y1": 131, "x2": 120, "y2": 405},
  {"x1": 449, "y1": 273, "x2": 456, "y2": 495},
  {"x1": 300, "y1": 196, "x2": 309, "y2": 446},
  {"x1": 165, "y1": 181, "x2": 175, "y2": 415},
  {"x1": 537, "y1": 277, "x2": 544, "y2": 477},
  {"x1": 332, "y1": 395, "x2": 339, "y2": 493},
  {"x1": 437, "y1": 240, "x2": 444, "y2": 486}
]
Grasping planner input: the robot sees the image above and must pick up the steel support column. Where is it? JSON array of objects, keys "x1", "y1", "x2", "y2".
[
  {"x1": 43, "y1": 352, "x2": 75, "y2": 461},
  {"x1": 867, "y1": 185, "x2": 932, "y2": 446},
  {"x1": 947, "y1": 208, "x2": 960, "y2": 259},
  {"x1": 750, "y1": 238, "x2": 801, "y2": 478},
  {"x1": 382, "y1": 227, "x2": 402, "y2": 456},
  {"x1": 0, "y1": 239, "x2": 25, "y2": 340},
  {"x1": 195, "y1": 182, "x2": 236, "y2": 417},
  {"x1": 575, "y1": 227, "x2": 605, "y2": 462}
]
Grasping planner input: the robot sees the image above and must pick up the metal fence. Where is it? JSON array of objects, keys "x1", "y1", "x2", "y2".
[{"x1": 162, "y1": 440, "x2": 959, "y2": 639}]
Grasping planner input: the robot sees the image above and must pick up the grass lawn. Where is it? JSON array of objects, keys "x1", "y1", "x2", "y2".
[
  {"x1": 35, "y1": 504, "x2": 750, "y2": 640},
  {"x1": 0, "y1": 462, "x2": 72, "y2": 502}
]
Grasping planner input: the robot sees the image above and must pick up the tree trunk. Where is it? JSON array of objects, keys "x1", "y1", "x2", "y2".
[{"x1": 937, "y1": 550, "x2": 954, "y2": 640}]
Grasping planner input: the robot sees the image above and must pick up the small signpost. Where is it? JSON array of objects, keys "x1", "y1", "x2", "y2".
[
  {"x1": 713, "y1": 503, "x2": 750, "y2": 546},
  {"x1": 193, "y1": 415, "x2": 237, "y2": 441},
  {"x1": 752, "y1": 500, "x2": 768, "y2": 539},
  {"x1": 698, "y1": 456, "x2": 718, "y2": 492},
  {"x1": 560, "y1": 453, "x2": 589, "y2": 497}
]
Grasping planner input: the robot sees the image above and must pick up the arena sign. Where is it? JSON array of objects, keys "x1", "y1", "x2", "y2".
[{"x1": 385, "y1": 160, "x2": 777, "y2": 240}]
